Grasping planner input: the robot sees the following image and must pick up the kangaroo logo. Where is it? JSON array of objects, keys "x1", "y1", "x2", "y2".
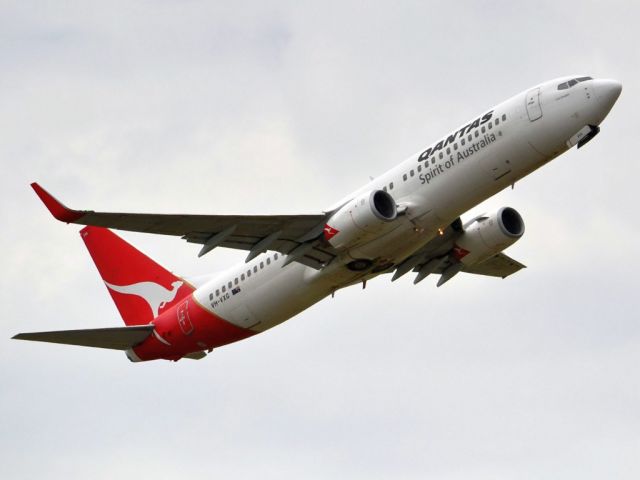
[
  {"x1": 105, "y1": 280, "x2": 184, "y2": 318},
  {"x1": 451, "y1": 244, "x2": 470, "y2": 261},
  {"x1": 323, "y1": 224, "x2": 340, "y2": 241}
]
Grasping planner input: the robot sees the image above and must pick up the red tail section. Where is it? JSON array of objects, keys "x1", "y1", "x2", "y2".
[{"x1": 80, "y1": 226, "x2": 194, "y2": 326}]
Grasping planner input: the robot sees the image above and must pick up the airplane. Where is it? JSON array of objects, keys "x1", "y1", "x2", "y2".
[{"x1": 14, "y1": 75, "x2": 622, "y2": 362}]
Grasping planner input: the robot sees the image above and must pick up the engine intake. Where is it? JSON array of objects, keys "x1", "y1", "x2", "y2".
[
  {"x1": 497, "y1": 207, "x2": 525, "y2": 237},
  {"x1": 369, "y1": 190, "x2": 397, "y2": 220},
  {"x1": 324, "y1": 190, "x2": 398, "y2": 249}
]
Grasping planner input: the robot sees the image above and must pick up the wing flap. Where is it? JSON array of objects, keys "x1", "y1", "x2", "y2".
[{"x1": 12, "y1": 325, "x2": 155, "y2": 350}]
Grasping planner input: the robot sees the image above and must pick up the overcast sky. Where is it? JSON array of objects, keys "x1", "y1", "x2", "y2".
[{"x1": 1, "y1": 1, "x2": 639, "y2": 479}]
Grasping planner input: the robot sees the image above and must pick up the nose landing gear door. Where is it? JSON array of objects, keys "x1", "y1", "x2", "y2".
[{"x1": 525, "y1": 88, "x2": 543, "y2": 121}]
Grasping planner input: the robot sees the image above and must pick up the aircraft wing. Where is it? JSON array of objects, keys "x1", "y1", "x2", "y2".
[
  {"x1": 31, "y1": 183, "x2": 337, "y2": 269},
  {"x1": 390, "y1": 219, "x2": 526, "y2": 285}
]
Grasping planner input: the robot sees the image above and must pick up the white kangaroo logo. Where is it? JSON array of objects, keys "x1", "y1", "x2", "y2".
[{"x1": 105, "y1": 280, "x2": 183, "y2": 318}]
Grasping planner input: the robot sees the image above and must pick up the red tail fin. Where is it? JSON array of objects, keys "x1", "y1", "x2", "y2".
[{"x1": 80, "y1": 226, "x2": 194, "y2": 326}]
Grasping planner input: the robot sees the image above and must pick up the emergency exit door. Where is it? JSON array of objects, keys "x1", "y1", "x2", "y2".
[{"x1": 526, "y1": 88, "x2": 543, "y2": 121}]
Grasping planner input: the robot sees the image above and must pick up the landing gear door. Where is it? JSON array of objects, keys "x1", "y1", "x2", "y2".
[{"x1": 526, "y1": 88, "x2": 542, "y2": 121}]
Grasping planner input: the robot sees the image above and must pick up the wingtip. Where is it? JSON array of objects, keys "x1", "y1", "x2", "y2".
[{"x1": 31, "y1": 182, "x2": 85, "y2": 223}]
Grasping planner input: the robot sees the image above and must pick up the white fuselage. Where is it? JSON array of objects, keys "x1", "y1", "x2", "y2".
[{"x1": 192, "y1": 76, "x2": 620, "y2": 334}]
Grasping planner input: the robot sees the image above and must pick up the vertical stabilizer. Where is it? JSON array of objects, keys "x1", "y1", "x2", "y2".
[{"x1": 80, "y1": 226, "x2": 194, "y2": 326}]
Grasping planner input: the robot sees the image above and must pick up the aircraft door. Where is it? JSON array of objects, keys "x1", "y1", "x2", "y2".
[{"x1": 525, "y1": 88, "x2": 543, "y2": 121}]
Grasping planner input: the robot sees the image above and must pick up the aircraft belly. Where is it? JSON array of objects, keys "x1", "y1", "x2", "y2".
[{"x1": 243, "y1": 264, "x2": 329, "y2": 332}]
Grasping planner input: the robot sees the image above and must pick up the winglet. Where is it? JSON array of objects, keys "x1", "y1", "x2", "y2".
[{"x1": 31, "y1": 182, "x2": 86, "y2": 223}]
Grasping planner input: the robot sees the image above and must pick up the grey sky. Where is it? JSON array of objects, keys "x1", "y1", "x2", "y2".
[{"x1": 1, "y1": 1, "x2": 639, "y2": 479}]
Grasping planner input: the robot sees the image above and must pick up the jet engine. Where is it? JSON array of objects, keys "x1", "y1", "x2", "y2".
[
  {"x1": 324, "y1": 190, "x2": 398, "y2": 250},
  {"x1": 454, "y1": 207, "x2": 525, "y2": 265}
]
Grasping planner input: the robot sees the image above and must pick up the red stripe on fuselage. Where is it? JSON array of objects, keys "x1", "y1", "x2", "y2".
[{"x1": 131, "y1": 294, "x2": 255, "y2": 361}]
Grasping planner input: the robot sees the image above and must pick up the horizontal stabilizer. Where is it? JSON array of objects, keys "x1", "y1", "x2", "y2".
[{"x1": 12, "y1": 325, "x2": 154, "y2": 350}]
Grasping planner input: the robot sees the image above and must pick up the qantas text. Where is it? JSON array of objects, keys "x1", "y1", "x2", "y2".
[
  {"x1": 418, "y1": 111, "x2": 493, "y2": 162},
  {"x1": 420, "y1": 133, "x2": 497, "y2": 185}
]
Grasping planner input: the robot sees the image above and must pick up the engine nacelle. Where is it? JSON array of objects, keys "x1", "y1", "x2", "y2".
[
  {"x1": 454, "y1": 207, "x2": 525, "y2": 265},
  {"x1": 324, "y1": 190, "x2": 398, "y2": 250}
]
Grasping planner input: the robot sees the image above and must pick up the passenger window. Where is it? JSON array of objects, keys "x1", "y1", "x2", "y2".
[
  {"x1": 234, "y1": 278, "x2": 238, "y2": 285},
  {"x1": 274, "y1": 253, "x2": 278, "y2": 260},
  {"x1": 410, "y1": 169, "x2": 414, "y2": 177},
  {"x1": 383, "y1": 186, "x2": 387, "y2": 192},
  {"x1": 481, "y1": 126, "x2": 486, "y2": 133},
  {"x1": 222, "y1": 285, "x2": 226, "y2": 293},
  {"x1": 475, "y1": 130, "x2": 479, "y2": 137},
  {"x1": 446, "y1": 147, "x2": 451, "y2": 154},
  {"x1": 260, "y1": 261, "x2": 264, "y2": 269},
  {"x1": 216, "y1": 289, "x2": 220, "y2": 297},
  {"x1": 488, "y1": 122, "x2": 492, "y2": 129},
  {"x1": 468, "y1": 134, "x2": 472, "y2": 141},
  {"x1": 241, "y1": 273, "x2": 245, "y2": 281},
  {"x1": 502, "y1": 114, "x2": 506, "y2": 121},
  {"x1": 227, "y1": 281, "x2": 232, "y2": 289},
  {"x1": 403, "y1": 173, "x2": 407, "y2": 181},
  {"x1": 453, "y1": 143, "x2": 458, "y2": 150},
  {"x1": 439, "y1": 152, "x2": 443, "y2": 159},
  {"x1": 431, "y1": 157, "x2": 436, "y2": 164},
  {"x1": 389, "y1": 182, "x2": 394, "y2": 189},
  {"x1": 247, "y1": 269, "x2": 251, "y2": 277},
  {"x1": 417, "y1": 165, "x2": 422, "y2": 172},
  {"x1": 495, "y1": 117, "x2": 500, "y2": 126},
  {"x1": 209, "y1": 293, "x2": 214, "y2": 300},
  {"x1": 253, "y1": 266, "x2": 258, "y2": 273},
  {"x1": 461, "y1": 138, "x2": 465, "y2": 146},
  {"x1": 267, "y1": 258, "x2": 271, "y2": 265}
]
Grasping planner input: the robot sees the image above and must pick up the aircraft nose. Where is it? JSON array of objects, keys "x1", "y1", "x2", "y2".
[{"x1": 593, "y1": 78, "x2": 622, "y2": 111}]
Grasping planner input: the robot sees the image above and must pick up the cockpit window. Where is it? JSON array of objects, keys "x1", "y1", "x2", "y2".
[{"x1": 557, "y1": 76, "x2": 593, "y2": 90}]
